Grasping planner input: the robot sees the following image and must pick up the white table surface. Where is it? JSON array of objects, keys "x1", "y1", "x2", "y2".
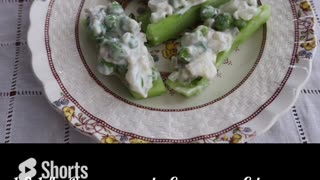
[{"x1": 0, "y1": 0, "x2": 319, "y2": 143}]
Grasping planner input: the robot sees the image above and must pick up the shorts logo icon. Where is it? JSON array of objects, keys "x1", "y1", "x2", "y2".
[{"x1": 18, "y1": 158, "x2": 37, "y2": 180}]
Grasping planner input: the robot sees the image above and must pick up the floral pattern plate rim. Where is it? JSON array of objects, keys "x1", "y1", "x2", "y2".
[{"x1": 28, "y1": 0, "x2": 317, "y2": 143}]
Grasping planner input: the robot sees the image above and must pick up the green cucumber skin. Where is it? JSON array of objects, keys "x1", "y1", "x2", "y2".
[
  {"x1": 146, "y1": 0, "x2": 231, "y2": 46},
  {"x1": 215, "y1": 5, "x2": 271, "y2": 68},
  {"x1": 131, "y1": 77, "x2": 168, "y2": 99},
  {"x1": 166, "y1": 5, "x2": 271, "y2": 97},
  {"x1": 165, "y1": 78, "x2": 209, "y2": 97}
]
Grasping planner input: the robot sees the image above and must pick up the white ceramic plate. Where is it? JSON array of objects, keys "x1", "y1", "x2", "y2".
[{"x1": 28, "y1": 0, "x2": 317, "y2": 143}]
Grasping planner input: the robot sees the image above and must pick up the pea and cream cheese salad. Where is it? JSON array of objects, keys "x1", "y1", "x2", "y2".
[
  {"x1": 165, "y1": 0, "x2": 271, "y2": 96},
  {"x1": 148, "y1": 0, "x2": 207, "y2": 23},
  {"x1": 142, "y1": 0, "x2": 231, "y2": 46},
  {"x1": 168, "y1": 25, "x2": 233, "y2": 84},
  {"x1": 85, "y1": 2, "x2": 167, "y2": 99},
  {"x1": 85, "y1": 0, "x2": 270, "y2": 98},
  {"x1": 221, "y1": 0, "x2": 261, "y2": 21}
]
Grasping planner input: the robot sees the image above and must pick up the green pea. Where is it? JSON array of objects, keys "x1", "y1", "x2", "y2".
[
  {"x1": 98, "y1": 61, "x2": 115, "y2": 75},
  {"x1": 213, "y1": 13, "x2": 234, "y2": 31},
  {"x1": 120, "y1": 16, "x2": 140, "y2": 34},
  {"x1": 200, "y1": 5, "x2": 220, "y2": 21},
  {"x1": 124, "y1": 33, "x2": 139, "y2": 49},
  {"x1": 178, "y1": 48, "x2": 191, "y2": 62},
  {"x1": 115, "y1": 65, "x2": 128, "y2": 76},
  {"x1": 105, "y1": 15, "x2": 118, "y2": 30},
  {"x1": 234, "y1": 19, "x2": 247, "y2": 30},
  {"x1": 107, "y1": 2, "x2": 124, "y2": 15},
  {"x1": 199, "y1": 26, "x2": 209, "y2": 36},
  {"x1": 105, "y1": 41, "x2": 128, "y2": 60},
  {"x1": 129, "y1": 40, "x2": 138, "y2": 49}
]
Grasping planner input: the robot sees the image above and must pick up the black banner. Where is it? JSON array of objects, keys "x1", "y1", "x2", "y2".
[{"x1": 0, "y1": 144, "x2": 317, "y2": 180}]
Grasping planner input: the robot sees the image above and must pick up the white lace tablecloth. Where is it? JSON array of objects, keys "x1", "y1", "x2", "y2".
[{"x1": 0, "y1": 0, "x2": 319, "y2": 143}]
